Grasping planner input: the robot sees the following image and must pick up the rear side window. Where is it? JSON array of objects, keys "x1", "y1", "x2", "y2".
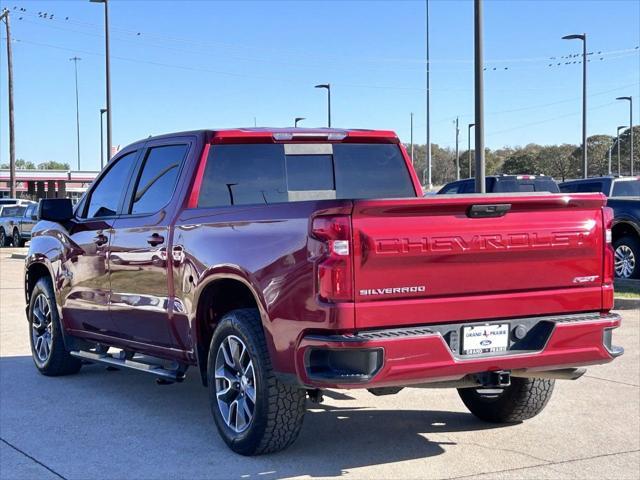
[
  {"x1": 85, "y1": 151, "x2": 138, "y2": 218},
  {"x1": 575, "y1": 182, "x2": 603, "y2": 193},
  {"x1": 197, "y1": 143, "x2": 416, "y2": 208},
  {"x1": 198, "y1": 144, "x2": 287, "y2": 207},
  {"x1": 612, "y1": 180, "x2": 640, "y2": 197},
  {"x1": 130, "y1": 144, "x2": 188, "y2": 214}
]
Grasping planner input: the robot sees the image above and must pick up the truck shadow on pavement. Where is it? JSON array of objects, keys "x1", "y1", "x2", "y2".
[{"x1": 0, "y1": 356, "x2": 510, "y2": 479}]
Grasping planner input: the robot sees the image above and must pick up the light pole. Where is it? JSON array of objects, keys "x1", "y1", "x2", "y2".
[
  {"x1": 314, "y1": 84, "x2": 331, "y2": 127},
  {"x1": 562, "y1": 33, "x2": 587, "y2": 178},
  {"x1": 468, "y1": 123, "x2": 475, "y2": 178},
  {"x1": 91, "y1": 0, "x2": 112, "y2": 160},
  {"x1": 454, "y1": 117, "x2": 460, "y2": 180},
  {"x1": 100, "y1": 108, "x2": 107, "y2": 169},
  {"x1": 410, "y1": 112, "x2": 414, "y2": 165},
  {"x1": 425, "y1": 0, "x2": 432, "y2": 189},
  {"x1": 616, "y1": 96, "x2": 633, "y2": 175},
  {"x1": 474, "y1": 0, "x2": 485, "y2": 192},
  {"x1": 70, "y1": 56, "x2": 81, "y2": 171},
  {"x1": 294, "y1": 117, "x2": 305, "y2": 128},
  {"x1": 617, "y1": 125, "x2": 626, "y2": 175},
  {"x1": 1, "y1": 9, "x2": 16, "y2": 197}
]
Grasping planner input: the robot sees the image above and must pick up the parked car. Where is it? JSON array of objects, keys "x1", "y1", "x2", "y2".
[
  {"x1": 0, "y1": 198, "x2": 36, "y2": 206},
  {"x1": 559, "y1": 176, "x2": 640, "y2": 197},
  {"x1": 26, "y1": 128, "x2": 621, "y2": 455},
  {"x1": 1, "y1": 203, "x2": 38, "y2": 247},
  {"x1": 560, "y1": 177, "x2": 640, "y2": 278},
  {"x1": 437, "y1": 175, "x2": 560, "y2": 194},
  {"x1": 0, "y1": 205, "x2": 25, "y2": 247}
]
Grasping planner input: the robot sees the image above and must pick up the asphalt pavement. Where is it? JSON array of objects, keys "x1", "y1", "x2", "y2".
[{"x1": 1, "y1": 248, "x2": 638, "y2": 480}]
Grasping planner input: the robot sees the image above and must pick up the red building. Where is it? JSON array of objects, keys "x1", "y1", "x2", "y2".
[{"x1": 0, "y1": 169, "x2": 98, "y2": 202}]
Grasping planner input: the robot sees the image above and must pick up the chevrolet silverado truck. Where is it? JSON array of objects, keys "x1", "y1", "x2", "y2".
[{"x1": 26, "y1": 128, "x2": 622, "y2": 455}]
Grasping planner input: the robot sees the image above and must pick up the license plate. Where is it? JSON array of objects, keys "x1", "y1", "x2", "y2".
[{"x1": 461, "y1": 323, "x2": 509, "y2": 355}]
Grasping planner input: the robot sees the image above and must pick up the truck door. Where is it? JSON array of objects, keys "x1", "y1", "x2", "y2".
[
  {"x1": 108, "y1": 140, "x2": 191, "y2": 349},
  {"x1": 61, "y1": 149, "x2": 140, "y2": 336}
]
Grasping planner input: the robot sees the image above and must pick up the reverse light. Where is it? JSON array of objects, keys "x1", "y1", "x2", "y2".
[{"x1": 312, "y1": 215, "x2": 353, "y2": 302}]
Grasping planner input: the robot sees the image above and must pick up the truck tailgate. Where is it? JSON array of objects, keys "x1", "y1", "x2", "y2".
[{"x1": 351, "y1": 193, "x2": 607, "y2": 329}]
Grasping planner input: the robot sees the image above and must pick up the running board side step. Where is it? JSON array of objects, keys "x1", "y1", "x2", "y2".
[{"x1": 70, "y1": 350, "x2": 186, "y2": 382}]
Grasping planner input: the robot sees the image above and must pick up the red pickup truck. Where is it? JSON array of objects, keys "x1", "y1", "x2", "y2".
[{"x1": 26, "y1": 128, "x2": 622, "y2": 455}]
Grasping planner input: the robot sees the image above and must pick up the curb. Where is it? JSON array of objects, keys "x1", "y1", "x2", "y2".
[
  {"x1": 10, "y1": 253, "x2": 26, "y2": 260},
  {"x1": 614, "y1": 297, "x2": 640, "y2": 310}
]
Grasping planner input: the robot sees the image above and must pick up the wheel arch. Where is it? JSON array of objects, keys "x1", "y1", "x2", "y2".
[
  {"x1": 612, "y1": 220, "x2": 640, "y2": 242},
  {"x1": 192, "y1": 270, "x2": 271, "y2": 387}
]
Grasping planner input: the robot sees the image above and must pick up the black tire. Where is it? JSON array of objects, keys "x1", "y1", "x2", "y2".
[
  {"x1": 28, "y1": 276, "x2": 82, "y2": 376},
  {"x1": 0, "y1": 228, "x2": 8, "y2": 247},
  {"x1": 207, "y1": 308, "x2": 306, "y2": 455},
  {"x1": 458, "y1": 377, "x2": 554, "y2": 423},
  {"x1": 12, "y1": 229, "x2": 24, "y2": 247},
  {"x1": 613, "y1": 235, "x2": 640, "y2": 279}
]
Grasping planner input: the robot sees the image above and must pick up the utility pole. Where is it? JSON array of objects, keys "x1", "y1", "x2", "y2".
[
  {"x1": 468, "y1": 123, "x2": 475, "y2": 178},
  {"x1": 1, "y1": 9, "x2": 16, "y2": 198},
  {"x1": 91, "y1": 0, "x2": 112, "y2": 160},
  {"x1": 455, "y1": 117, "x2": 460, "y2": 180},
  {"x1": 425, "y1": 0, "x2": 432, "y2": 189},
  {"x1": 617, "y1": 125, "x2": 626, "y2": 175},
  {"x1": 70, "y1": 57, "x2": 82, "y2": 171},
  {"x1": 608, "y1": 142, "x2": 613, "y2": 175},
  {"x1": 410, "y1": 112, "x2": 414, "y2": 165},
  {"x1": 562, "y1": 33, "x2": 587, "y2": 178},
  {"x1": 100, "y1": 108, "x2": 107, "y2": 169},
  {"x1": 616, "y1": 96, "x2": 633, "y2": 175},
  {"x1": 474, "y1": 0, "x2": 485, "y2": 193}
]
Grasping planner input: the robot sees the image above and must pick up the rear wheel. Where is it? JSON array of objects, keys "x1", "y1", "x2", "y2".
[
  {"x1": 207, "y1": 309, "x2": 306, "y2": 455},
  {"x1": 614, "y1": 235, "x2": 639, "y2": 279},
  {"x1": 28, "y1": 277, "x2": 82, "y2": 376},
  {"x1": 12, "y1": 229, "x2": 24, "y2": 247},
  {"x1": 458, "y1": 377, "x2": 554, "y2": 423}
]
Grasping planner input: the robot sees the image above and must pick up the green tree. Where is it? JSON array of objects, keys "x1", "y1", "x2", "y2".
[
  {"x1": 571, "y1": 135, "x2": 614, "y2": 177},
  {"x1": 38, "y1": 161, "x2": 70, "y2": 170},
  {"x1": 536, "y1": 144, "x2": 578, "y2": 181},
  {"x1": 0, "y1": 158, "x2": 36, "y2": 169},
  {"x1": 501, "y1": 151, "x2": 540, "y2": 174},
  {"x1": 615, "y1": 125, "x2": 640, "y2": 176}
]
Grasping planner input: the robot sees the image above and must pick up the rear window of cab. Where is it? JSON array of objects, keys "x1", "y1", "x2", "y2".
[{"x1": 196, "y1": 143, "x2": 416, "y2": 208}]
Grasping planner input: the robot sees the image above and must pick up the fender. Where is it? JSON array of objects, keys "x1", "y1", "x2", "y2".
[{"x1": 189, "y1": 265, "x2": 274, "y2": 383}]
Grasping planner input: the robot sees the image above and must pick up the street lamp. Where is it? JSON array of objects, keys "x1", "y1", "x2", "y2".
[
  {"x1": 90, "y1": 0, "x2": 112, "y2": 160},
  {"x1": 468, "y1": 123, "x2": 475, "y2": 178},
  {"x1": 294, "y1": 117, "x2": 305, "y2": 128},
  {"x1": 454, "y1": 117, "x2": 460, "y2": 180},
  {"x1": 616, "y1": 96, "x2": 634, "y2": 175},
  {"x1": 474, "y1": 0, "x2": 485, "y2": 192},
  {"x1": 562, "y1": 33, "x2": 587, "y2": 178},
  {"x1": 314, "y1": 84, "x2": 331, "y2": 127},
  {"x1": 100, "y1": 108, "x2": 107, "y2": 169},
  {"x1": 70, "y1": 56, "x2": 81, "y2": 171},
  {"x1": 616, "y1": 125, "x2": 626, "y2": 175}
]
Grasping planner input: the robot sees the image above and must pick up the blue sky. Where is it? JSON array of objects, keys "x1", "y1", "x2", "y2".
[{"x1": 1, "y1": 0, "x2": 639, "y2": 171}]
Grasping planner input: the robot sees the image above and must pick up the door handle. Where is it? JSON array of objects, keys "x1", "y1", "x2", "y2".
[
  {"x1": 147, "y1": 233, "x2": 165, "y2": 246},
  {"x1": 93, "y1": 234, "x2": 108, "y2": 246}
]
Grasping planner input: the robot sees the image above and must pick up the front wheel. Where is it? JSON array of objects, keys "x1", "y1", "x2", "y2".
[
  {"x1": 458, "y1": 377, "x2": 554, "y2": 423},
  {"x1": 0, "y1": 228, "x2": 8, "y2": 247},
  {"x1": 207, "y1": 309, "x2": 306, "y2": 455},
  {"x1": 28, "y1": 277, "x2": 82, "y2": 376}
]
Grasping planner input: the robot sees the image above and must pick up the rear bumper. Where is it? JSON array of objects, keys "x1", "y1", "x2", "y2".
[{"x1": 295, "y1": 312, "x2": 622, "y2": 389}]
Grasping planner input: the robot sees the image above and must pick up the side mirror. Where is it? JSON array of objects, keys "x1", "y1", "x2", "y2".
[{"x1": 39, "y1": 198, "x2": 73, "y2": 222}]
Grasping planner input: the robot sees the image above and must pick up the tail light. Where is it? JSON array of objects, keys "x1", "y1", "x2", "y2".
[
  {"x1": 311, "y1": 215, "x2": 353, "y2": 302},
  {"x1": 602, "y1": 206, "x2": 614, "y2": 286}
]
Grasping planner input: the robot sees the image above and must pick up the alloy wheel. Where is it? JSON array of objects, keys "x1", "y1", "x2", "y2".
[
  {"x1": 31, "y1": 293, "x2": 53, "y2": 364},
  {"x1": 13, "y1": 231, "x2": 20, "y2": 247},
  {"x1": 615, "y1": 245, "x2": 636, "y2": 278},
  {"x1": 214, "y1": 335, "x2": 256, "y2": 433},
  {"x1": 0, "y1": 230, "x2": 5, "y2": 247}
]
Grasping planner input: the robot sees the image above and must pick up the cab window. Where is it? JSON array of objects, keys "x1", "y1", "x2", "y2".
[{"x1": 84, "y1": 151, "x2": 138, "y2": 218}]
